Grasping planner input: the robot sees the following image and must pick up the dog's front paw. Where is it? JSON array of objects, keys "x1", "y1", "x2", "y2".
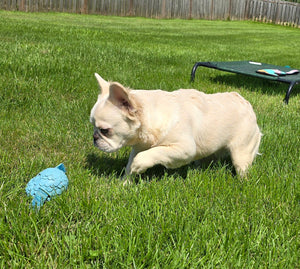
[
  {"x1": 130, "y1": 154, "x2": 151, "y2": 174},
  {"x1": 130, "y1": 162, "x2": 147, "y2": 174}
]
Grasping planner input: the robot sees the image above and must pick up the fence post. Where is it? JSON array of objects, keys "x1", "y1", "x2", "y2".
[
  {"x1": 20, "y1": 0, "x2": 25, "y2": 11},
  {"x1": 162, "y1": 0, "x2": 166, "y2": 18},
  {"x1": 129, "y1": 0, "x2": 133, "y2": 16}
]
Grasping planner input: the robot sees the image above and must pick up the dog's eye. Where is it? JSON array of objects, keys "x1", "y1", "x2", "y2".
[{"x1": 100, "y1": 128, "x2": 110, "y2": 136}]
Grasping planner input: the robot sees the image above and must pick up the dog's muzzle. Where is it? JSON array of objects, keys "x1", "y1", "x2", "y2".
[
  {"x1": 93, "y1": 130, "x2": 117, "y2": 153},
  {"x1": 93, "y1": 131, "x2": 100, "y2": 145}
]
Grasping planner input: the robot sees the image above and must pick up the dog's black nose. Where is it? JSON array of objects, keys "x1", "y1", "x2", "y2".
[{"x1": 93, "y1": 131, "x2": 100, "y2": 140}]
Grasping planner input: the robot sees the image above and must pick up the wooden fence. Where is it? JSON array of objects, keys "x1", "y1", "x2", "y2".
[{"x1": 0, "y1": 0, "x2": 299, "y2": 27}]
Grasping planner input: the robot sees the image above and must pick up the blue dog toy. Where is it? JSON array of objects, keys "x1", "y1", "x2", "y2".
[{"x1": 26, "y1": 163, "x2": 69, "y2": 208}]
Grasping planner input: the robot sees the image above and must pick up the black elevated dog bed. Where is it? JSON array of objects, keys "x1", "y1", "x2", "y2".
[{"x1": 191, "y1": 61, "x2": 300, "y2": 104}]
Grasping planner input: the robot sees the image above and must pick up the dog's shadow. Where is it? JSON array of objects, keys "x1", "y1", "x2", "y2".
[
  {"x1": 85, "y1": 152, "x2": 189, "y2": 181},
  {"x1": 85, "y1": 152, "x2": 235, "y2": 182},
  {"x1": 85, "y1": 152, "x2": 127, "y2": 178}
]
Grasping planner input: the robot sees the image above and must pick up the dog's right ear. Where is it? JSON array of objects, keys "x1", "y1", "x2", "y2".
[
  {"x1": 109, "y1": 82, "x2": 138, "y2": 119},
  {"x1": 95, "y1": 73, "x2": 110, "y2": 96}
]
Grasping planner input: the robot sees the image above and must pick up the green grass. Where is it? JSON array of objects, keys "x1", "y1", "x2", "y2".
[{"x1": 0, "y1": 11, "x2": 299, "y2": 268}]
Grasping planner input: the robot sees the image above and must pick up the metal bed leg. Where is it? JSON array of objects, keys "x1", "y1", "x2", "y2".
[
  {"x1": 284, "y1": 81, "x2": 297, "y2": 104},
  {"x1": 191, "y1": 62, "x2": 217, "y2": 82},
  {"x1": 190, "y1": 62, "x2": 202, "y2": 82}
]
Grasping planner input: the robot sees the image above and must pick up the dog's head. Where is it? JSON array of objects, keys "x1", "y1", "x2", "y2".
[{"x1": 90, "y1": 73, "x2": 141, "y2": 153}]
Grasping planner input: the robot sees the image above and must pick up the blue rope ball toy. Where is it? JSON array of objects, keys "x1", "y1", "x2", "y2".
[{"x1": 26, "y1": 163, "x2": 69, "y2": 208}]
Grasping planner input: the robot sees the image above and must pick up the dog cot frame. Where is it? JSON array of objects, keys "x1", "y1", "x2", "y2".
[{"x1": 190, "y1": 61, "x2": 300, "y2": 104}]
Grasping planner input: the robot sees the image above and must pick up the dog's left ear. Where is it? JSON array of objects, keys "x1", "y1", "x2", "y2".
[
  {"x1": 109, "y1": 82, "x2": 137, "y2": 117},
  {"x1": 95, "y1": 73, "x2": 110, "y2": 96}
]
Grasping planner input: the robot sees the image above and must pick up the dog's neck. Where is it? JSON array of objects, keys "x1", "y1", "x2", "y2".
[{"x1": 129, "y1": 92, "x2": 164, "y2": 149}]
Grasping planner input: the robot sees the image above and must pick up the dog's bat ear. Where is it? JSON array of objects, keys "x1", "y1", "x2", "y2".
[
  {"x1": 109, "y1": 82, "x2": 137, "y2": 116},
  {"x1": 95, "y1": 73, "x2": 110, "y2": 95}
]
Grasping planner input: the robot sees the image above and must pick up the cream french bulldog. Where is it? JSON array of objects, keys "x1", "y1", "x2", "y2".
[{"x1": 90, "y1": 73, "x2": 261, "y2": 181}]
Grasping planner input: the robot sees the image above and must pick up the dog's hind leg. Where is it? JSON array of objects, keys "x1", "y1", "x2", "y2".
[
  {"x1": 229, "y1": 131, "x2": 262, "y2": 177},
  {"x1": 230, "y1": 150, "x2": 254, "y2": 177}
]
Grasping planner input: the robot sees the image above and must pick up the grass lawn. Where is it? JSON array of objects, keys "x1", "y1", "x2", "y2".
[{"x1": 0, "y1": 11, "x2": 299, "y2": 268}]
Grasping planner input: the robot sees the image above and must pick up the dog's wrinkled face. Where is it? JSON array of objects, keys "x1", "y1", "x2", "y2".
[{"x1": 90, "y1": 73, "x2": 140, "y2": 153}]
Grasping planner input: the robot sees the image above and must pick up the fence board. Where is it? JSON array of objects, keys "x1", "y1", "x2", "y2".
[{"x1": 0, "y1": 0, "x2": 299, "y2": 27}]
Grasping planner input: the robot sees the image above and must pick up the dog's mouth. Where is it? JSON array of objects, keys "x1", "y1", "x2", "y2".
[
  {"x1": 93, "y1": 138, "x2": 114, "y2": 152},
  {"x1": 93, "y1": 134, "x2": 119, "y2": 153}
]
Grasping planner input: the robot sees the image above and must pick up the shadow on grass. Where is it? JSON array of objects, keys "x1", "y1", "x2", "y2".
[
  {"x1": 85, "y1": 152, "x2": 189, "y2": 181},
  {"x1": 85, "y1": 152, "x2": 235, "y2": 183},
  {"x1": 85, "y1": 152, "x2": 127, "y2": 178},
  {"x1": 212, "y1": 74, "x2": 300, "y2": 98}
]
